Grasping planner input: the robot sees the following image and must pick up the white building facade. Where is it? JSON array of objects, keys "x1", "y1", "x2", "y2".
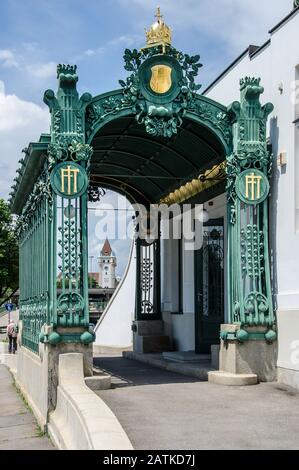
[{"x1": 159, "y1": 6, "x2": 299, "y2": 388}]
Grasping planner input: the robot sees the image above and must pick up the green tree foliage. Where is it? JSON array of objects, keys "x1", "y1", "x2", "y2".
[
  {"x1": 57, "y1": 275, "x2": 99, "y2": 289},
  {"x1": 0, "y1": 199, "x2": 19, "y2": 305},
  {"x1": 88, "y1": 275, "x2": 99, "y2": 288}
]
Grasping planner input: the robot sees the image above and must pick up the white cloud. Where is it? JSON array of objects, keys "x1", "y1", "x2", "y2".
[
  {"x1": 119, "y1": 0, "x2": 291, "y2": 53},
  {"x1": 73, "y1": 34, "x2": 143, "y2": 64},
  {"x1": 0, "y1": 81, "x2": 49, "y2": 132},
  {"x1": 0, "y1": 81, "x2": 50, "y2": 199},
  {"x1": 26, "y1": 61, "x2": 57, "y2": 79},
  {"x1": 0, "y1": 49, "x2": 18, "y2": 68},
  {"x1": 107, "y1": 34, "x2": 143, "y2": 48}
]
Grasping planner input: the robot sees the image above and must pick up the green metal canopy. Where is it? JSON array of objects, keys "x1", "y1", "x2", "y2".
[
  {"x1": 89, "y1": 114, "x2": 226, "y2": 204},
  {"x1": 7, "y1": 10, "x2": 276, "y2": 354}
]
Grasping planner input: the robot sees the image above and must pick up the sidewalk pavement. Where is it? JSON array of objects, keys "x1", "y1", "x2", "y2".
[
  {"x1": 0, "y1": 364, "x2": 54, "y2": 450},
  {"x1": 95, "y1": 355, "x2": 299, "y2": 450}
]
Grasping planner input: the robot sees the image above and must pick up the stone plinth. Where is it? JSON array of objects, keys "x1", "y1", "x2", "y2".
[
  {"x1": 132, "y1": 320, "x2": 172, "y2": 353},
  {"x1": 208, "y1": 324, "x2": 277, "y2": 386}
]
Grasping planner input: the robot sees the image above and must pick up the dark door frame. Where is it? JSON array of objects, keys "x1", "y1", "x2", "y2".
[{"x1": 194, "y1": 217, "x2": 225, "y2": 354}]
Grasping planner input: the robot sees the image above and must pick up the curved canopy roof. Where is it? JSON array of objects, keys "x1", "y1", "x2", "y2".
[{"x1": 89, "y1": 114, "x2": 226, "y2": 204}]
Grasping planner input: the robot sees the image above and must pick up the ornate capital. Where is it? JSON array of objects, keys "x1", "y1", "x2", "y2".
[{"x1": 43, "y1": 64, "x2": 92, "y2": 146}]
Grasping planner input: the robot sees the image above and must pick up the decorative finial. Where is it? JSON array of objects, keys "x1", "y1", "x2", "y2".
[
  {"x1": 155, "y1": 6, "x2": 162, "y2": 22},
  {"x1": 144, "y1": 7, "x2": 172, "y2": 52},
  {"x1": 294, "y1": 0, "x2": 299, "y2": 9}
]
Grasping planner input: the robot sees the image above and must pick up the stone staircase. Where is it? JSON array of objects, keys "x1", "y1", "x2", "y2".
[{"x1": 132, "y1": 320, "x2": 172, "y2": 353}]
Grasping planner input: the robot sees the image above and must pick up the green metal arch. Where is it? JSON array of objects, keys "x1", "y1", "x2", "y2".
[{"x1": 86, "y1": 89, "x2": 232, "y2": 155}]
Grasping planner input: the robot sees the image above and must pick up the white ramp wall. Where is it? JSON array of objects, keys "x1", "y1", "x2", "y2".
[{"x1": 94, "y1": 241, "x2": 135, "y2": 353}]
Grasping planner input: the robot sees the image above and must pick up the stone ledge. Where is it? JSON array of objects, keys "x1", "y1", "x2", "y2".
[
  {"x1": 85, "y1": 375, "x2": 111, "y2": 391},
  {"x1": 208, "y1": 370, "x2": 258, "y2": 386},
  {"x1": 48, "y1": 353, "x2": 133, "y2": 450},
  {"x1": 277, "y1": 367, "x2": 299, "y2": 391}
]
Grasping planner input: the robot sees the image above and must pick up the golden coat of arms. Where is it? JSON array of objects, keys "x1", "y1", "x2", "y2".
[{"x1": 150, "y1": 65, "x2": 172, "y2": 94}]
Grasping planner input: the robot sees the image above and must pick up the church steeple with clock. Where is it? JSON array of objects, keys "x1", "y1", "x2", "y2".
[{"x1": 98, "y1": 238, "x2": 117, "y2": 289}]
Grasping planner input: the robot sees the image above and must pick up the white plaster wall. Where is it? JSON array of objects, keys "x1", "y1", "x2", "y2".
[
  {"x1": 94, "y1": 241, "x2": 135, "y2": 350},
  {"x1": 162, "y1": 196, "x2": 226, "y2": 352},
  {"x1": 205, "y1": 10, "x2": 299, "y2": 377},
  {"x1": 16, "y1": 343, "x2": 49, "y2": 429},
  {"x1": 277, "y1": 309, "x2": 299, "y2": 389},
  {"x1": 206, "y1": 12, "x2": 299, "y2": 310},
  {"x1": 277, "y1": 310, "x2": 299, "y2": 371},
  {"x1": 161, "y1": 216, "x2": 195, "y2": 351}
]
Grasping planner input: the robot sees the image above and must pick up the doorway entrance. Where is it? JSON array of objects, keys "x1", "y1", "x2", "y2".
[{"x1": 194, "y1": 218, "x2": 224, "y2": 354}]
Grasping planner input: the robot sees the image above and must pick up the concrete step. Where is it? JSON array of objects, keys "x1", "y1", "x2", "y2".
[{"x1": 162, "y1": 351, "x2": 211, "y2": 363}]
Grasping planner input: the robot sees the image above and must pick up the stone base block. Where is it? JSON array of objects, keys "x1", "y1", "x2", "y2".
[
  {"x1": 135, "y1": 335, "x2": 172, "y2": 353},
  {"x1": 211, "y1": 345, "x2": 220, "y2": 370},
  {"x1": 208, "y1": 371, "x2": 258, "y2": 386},
  {"x1": 219, "y1": 324, "x2": 277, "y2": 382},
  {"x1": 277, "y1": 367, "x2": 299, "y2": 390},
  {"x1": 133, "y1": 320, "x2": 172, "y2": 353},
  {"x1": 85, "y1": 375, "x2": 111, "y2": 391},
  {"x1": 133, "y1": 320, "x2": 164, "y2": 336}
]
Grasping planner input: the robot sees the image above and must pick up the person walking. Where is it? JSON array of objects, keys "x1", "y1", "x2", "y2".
[{"x1": 6, "y1": 320, "x2": 18, "y2": 354}]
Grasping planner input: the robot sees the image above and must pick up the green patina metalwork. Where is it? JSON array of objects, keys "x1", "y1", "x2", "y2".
[
  {"x1": 42, "y1": 65, "x2": 94, "y2": 342},
  {"x1": 227, "y1": 77, "x2": 275, "y2": 331},
  {"x1": 85, "y1": 45, "x2": 231, "y2": 151},
  {"x1": 15, "y1": 65, "x2": 95, "y2": 352},
  {"x1": 10, "y1": 42, "x2": 276, "y2": 353},
  {"x1": 16, "y1": 163, "x2": 52, "y2": 352},
  {"x1": 220, "y1": 329, "x2": 277, "y2": 344}
]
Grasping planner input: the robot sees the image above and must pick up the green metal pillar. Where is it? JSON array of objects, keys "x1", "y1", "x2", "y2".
[
  {"x1": 41, "y1": 64, "x2": 94, "y2": 345},
  {"x1": 226, "y1": 77, "x2": 276, "y2": 341}
]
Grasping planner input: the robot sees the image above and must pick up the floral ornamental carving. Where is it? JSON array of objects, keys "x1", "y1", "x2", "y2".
[
  {"x1": 85, "y1": 44, "x2": 231, "y2": 144},
  {"x1": 118, "y1": 46, "x2": 203, "y2": 138},
  {"x1": 48, "y1": 141, "x2": 93, "y2": 171}
]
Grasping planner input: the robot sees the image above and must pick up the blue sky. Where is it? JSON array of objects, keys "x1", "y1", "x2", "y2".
[{"x1": 0, "y1": 0, "x2": 293, "y2": 274}]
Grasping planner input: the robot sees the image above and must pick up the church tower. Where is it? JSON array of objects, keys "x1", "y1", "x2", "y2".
[{"x1": 98, "y1": 238, "x2": 117, "y2": 288}]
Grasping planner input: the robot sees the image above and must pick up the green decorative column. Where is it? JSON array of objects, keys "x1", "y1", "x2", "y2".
[
  {"x1": 227, "y1": 77, "x2": 275, "y2": 335},
  {"x1": 42, "y1": 64, "x2": 94, "y2": 346},
  {"x1": 210, "y1": 78, "x2": 277, "y2": 384}
]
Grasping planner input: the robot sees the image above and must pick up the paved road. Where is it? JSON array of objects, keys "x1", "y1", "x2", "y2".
[
  {"x1": 0, "y1": 365, "x2": 54, "y2": 450},
  {"x1": 94, "y1": 355, "x2": 299, "y2": 450}
]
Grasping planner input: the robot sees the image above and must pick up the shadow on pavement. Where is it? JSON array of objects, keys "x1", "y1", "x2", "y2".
[{"x1": 93, "y1": 355, "x2": 199, "y2": 388}]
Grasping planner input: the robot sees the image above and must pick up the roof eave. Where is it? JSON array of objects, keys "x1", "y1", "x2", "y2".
[{"x1": 10, "y1": 135, "x2": 50, "y2": 215}]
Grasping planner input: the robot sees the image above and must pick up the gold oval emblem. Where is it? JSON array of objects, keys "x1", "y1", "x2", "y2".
[{"x1": 150, "y1": 65, "x2": 172, "y2": 94}]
